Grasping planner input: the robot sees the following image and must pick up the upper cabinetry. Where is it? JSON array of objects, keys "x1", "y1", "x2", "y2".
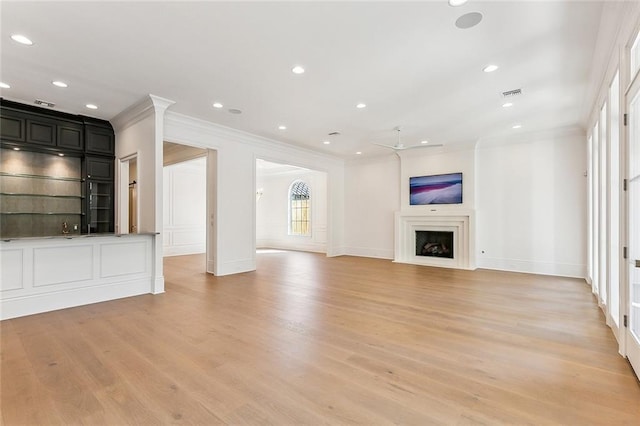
[
  {"x1": 0, "y1": 99, "x2": 115, "y2": 237},
  {"x1": 0, "y1": 98, "x2": 114, "y2": 156}
]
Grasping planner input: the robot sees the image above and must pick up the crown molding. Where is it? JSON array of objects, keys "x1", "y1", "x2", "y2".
[{"x1": 111, "y1": 94, "x2": 175, "y2": 132}]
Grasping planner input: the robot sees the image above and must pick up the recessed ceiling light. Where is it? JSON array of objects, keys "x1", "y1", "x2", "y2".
[
  {"x1": 448, "y1": 0, "x2": 468, "y2": 6},
  {"x1": 483, "y1": 64, "x2": 499, "y2": 73},
  {"x1": 12, "y1": 147, "x2": 20, "y2": 151},
  {"x1": 52, "y1": 81, "x2": 68, "y2": 88},
  {"x1": 323, "y1": 141, "x2": 331, "y2": 145},
  {"x1": 455, "y1": 12, "x2": 483, "y2": 29},
  {"x1": 11, "y1": 34, "x2": 33, "y2": 45},
  {"x1": 421, "y1": 140, "x2": 429, "y2": 144},
  {"x1": 356, "y1": 151, "x2": 362, "y2": 155},
  {"x1": 58, "y1": 153, "x2": 65, "y2": 157},
  {"x1": 0, "y1": 82, "x2": 10, "y2": 89},
  {"x1": 502, "y1": 102, "x2": 513, "y2": 108},
  {"x1": 292, "y1": 66, "x2": 305, "y2": 74},
  {"x1": 278, "y1": 125, "x2": 287, "y2": 130},
  {"x1": 356, "y1": 103, "x2": 366, "y2": 109},
  {"x1": 86, "y1": 104, "x2": 98, "y2": 110},
  {"x1": 213, "y1": 102, "x2": 223, "y2": 108},
  {"x1": 512, "y1": 124, "x2": 522, "y2": 129}
]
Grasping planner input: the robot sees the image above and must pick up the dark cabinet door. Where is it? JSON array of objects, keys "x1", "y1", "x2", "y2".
[
  {"x1": 87, "y1": 180, "x2": 114, "y2": 234},
  {"x1": 0, "y1": 115, "x2": 25, "y2": 142},
  {"x1": 86, "y1": 156, "x2": 114, "y2": 180},
  {"x1": 85, "y1": 125, "x2": 114, "y2": 155},
  {"x1": 26, "y1": 118, "x2": 56, "y2": 147},
  {"x1": 57, "y1": 122, "x2": 83, "y2": 151}
]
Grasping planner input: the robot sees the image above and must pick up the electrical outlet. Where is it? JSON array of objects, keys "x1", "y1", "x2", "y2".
[{"x1": 73, "y1": 224, "x2": 78, "y2": 231}]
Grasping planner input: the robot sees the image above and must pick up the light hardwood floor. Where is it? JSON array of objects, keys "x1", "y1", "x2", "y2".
[{"x1": 2, "y1": 251, "x2": 639, "y2": 425}]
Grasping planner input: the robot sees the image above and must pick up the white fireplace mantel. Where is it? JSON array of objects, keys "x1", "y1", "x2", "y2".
[{"x1": 394, "y1": 210, "x2": 476, "y2": 270}]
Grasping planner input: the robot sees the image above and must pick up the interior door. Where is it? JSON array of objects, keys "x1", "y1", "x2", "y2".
[{"x1": 626, "y1": 75, "x2": 640, "y2": 377}]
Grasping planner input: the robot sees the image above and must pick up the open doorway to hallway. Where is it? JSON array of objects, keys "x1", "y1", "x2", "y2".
[
  {"x1": 162, "y1": 141, "x2": 208, "y2": 267},
  {"x1": 256, "y1": 159, "x2": 328, "y2": 254}
]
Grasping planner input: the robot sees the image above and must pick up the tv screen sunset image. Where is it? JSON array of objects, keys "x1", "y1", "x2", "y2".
[{"x1": 410, "y1": 173, "x2": 463, "y2": 205}]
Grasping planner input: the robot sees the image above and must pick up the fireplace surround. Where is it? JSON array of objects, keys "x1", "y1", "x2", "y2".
[{"x1": 394, "y1": 210, "x2": 475, "y2": 270}]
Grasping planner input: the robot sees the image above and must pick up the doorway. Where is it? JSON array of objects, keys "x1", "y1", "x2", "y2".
[
  {"x1": 625, "y1": 63, "x2": 640, "y2": 377},
  {"x1": 255, "y1": 159, "x2": 328, "y2": 254}
]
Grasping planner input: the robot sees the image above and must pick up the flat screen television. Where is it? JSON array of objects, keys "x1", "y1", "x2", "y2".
[{"x1": 410, "y1": 172, "x2": 463, "y2": 205}]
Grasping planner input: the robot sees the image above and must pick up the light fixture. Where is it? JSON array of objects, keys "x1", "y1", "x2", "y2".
[
  {"x1": 278, "y1": 125, "x2": 287, "y2": 130},
  {"x1": 421, "y1": 140, "x2": 429, "y2": 144},
  {"x1": 502, "y1": 102, "x2": 513, "y2": 108},
  {"x1": 52, "y1": 81, "x2": 68, "y2": 88},
  {"x1": 356, "y1": 151, "x2": 362, "y2": 155},
  {"x1": 483, "y1": 64, "x2": 499, "y2": 73},
  {"x1": 292, "y1": 65, "x2": 305, "y2": 74},
  {"x1": 86, "y1": 104, "x2": 98, "y2": 110},
  {"x1": 356, "y1": 103, "x2": 366, "y2": 109},
  {"x1": 448, "y1": 0, "x2": 468, "y2": 6},
  {"x1": 11, "y1": 34, "x2": 33, "y2": 45},
  {"x1": 58, "y1": 153, "x2": 65, "y2": 157},
  {"x1": 12, "y1": 147, "x2": 20, "y2": 151},
  {"x1": 0, "y1": 82, "x2": 10, "y2": 89},
  {"x1": 512, "y1": 124, "x2": 522, "y2": 129},
  {"x1": 455, "y1": 12, "x2": 483, "y2": 29},
  {"x1": 213, "y1": 102, "x2": 223, "y2": 108},
  {"x1": 323, "y1": 141, "x2": 331, "y2": 145}
]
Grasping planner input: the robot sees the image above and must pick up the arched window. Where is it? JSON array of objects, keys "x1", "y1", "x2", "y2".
[{"x1": 289, "y1": 180, "x2": 311, "y2": 236}]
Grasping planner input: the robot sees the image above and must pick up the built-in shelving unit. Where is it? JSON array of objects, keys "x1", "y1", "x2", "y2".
[{"x1": 0, "y1": 98, "x2": 115, "y2": 238}]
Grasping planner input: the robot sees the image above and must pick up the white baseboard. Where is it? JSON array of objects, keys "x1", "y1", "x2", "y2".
[
  {"x1": 163, "y1": 244, "x2": 206, "y2": 257},
  {"x1": 477, "y1": 256, "x2": 587, "y2": 279},
  {"x1": 1, "y1": 278, "x2": 152, "y2": 320},
  {"x1": 343, "y1": 246, "x2": 394, "y2": 260}
]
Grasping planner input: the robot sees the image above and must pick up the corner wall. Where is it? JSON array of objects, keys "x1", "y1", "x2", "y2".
[{"x1": 475, "y1": 127, "x2": 587, "y2": 277}]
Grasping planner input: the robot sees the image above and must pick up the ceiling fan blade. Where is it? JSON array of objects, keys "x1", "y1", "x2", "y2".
[
  {"x1": 403, "y1": 143, "x2": 444, "y2": 150},
  {"x1": 372, "y1": 142, "x2": 402, "y2": 150}
]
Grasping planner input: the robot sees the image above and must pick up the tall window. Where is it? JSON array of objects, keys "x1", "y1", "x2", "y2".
[
  {"x1": 289, "y1": 180, "x2": 311, "y2": 236},
  {"x1": 609, "y1": 71, "x2": 620, "y2": 326}
]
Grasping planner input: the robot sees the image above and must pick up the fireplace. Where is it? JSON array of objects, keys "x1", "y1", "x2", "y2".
[
  {"x1": 415, "y1": 231, "x2": 454, "y2": 258},
  {"x1": 394, "y1": 211, "x2": 475, "y2": 270}
]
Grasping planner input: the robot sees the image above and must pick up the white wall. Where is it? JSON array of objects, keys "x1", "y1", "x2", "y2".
[
  {"x1": 163, "y1": 157, "x2": 206, "y2": 256},
  {"x1": 256, "y1": 168, "x2": 327, "y2": 252},
  {"x1": 113, "y1": 94, "x2": 175, "y2": 293},
  {"x1": 476, "y1": 127, "x2": 587, "y2": 277},
  {"x1": 163, "y1": 112, "x2": 345, "y2": 276},
  {"x1": 344, "y1": 154, "x2": 400, "y2": 259}
]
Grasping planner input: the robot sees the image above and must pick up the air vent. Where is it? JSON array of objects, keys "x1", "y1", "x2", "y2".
[
  {"x1": 328, "y1": 131, "x2": 341, "y2": 136},
  {"x1": 502, "y1": 89, "x2": 522, "y2": 98},
  {"x1": 34, "y1": 99, "x2": 55, "y2": 108}
]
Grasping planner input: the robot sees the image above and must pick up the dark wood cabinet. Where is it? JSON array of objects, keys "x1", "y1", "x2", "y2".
[
  {"x1": 85, "y1": 156, "x2": 114, "y2": 180},
  {"x1": 1, "y1": 115, "x2": 25, "y2": 142},
  {"x1": 87, "y1": 180, "x2": 114, "y2": 234},
  {"x1": 57, "y1": 122, "x2": 84, "y2": 151},
  {"x1": 26, "y1": 118, "x2": 57, "y2": 147},
  {"x1": 1, "y1": 99, "x2": 116, "y2": 235},
  {"x1": 85, "y1": 124, "x2": 115, "y2": 155}
]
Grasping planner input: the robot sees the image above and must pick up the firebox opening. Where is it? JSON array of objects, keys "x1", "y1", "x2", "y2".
[{"x1": 416, "y1": 231, "x2": 454, "y2": 259}]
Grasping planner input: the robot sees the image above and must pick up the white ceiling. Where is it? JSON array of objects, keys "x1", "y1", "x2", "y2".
[{"x1": 1, "y1": 1, "x2": 604, "y2": 158}]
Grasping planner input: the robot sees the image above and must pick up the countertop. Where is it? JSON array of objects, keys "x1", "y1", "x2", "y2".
[{"x1": 1, "y1": 232, "x2": 159, "y2": 242}]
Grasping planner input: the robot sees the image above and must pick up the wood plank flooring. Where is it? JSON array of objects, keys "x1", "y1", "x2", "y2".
[{"x1": 2, "y1": 251, "x2": 639, "y2": 425}]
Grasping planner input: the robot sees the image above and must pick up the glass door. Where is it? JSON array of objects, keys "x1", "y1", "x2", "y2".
[{"x1": 626, "y1": 73, "x2": 640, "y2": 377}]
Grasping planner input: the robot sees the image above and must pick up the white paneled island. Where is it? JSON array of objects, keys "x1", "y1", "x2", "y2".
[{"x1": 0, "y1": 233, "x2": 160, "y2": 320}]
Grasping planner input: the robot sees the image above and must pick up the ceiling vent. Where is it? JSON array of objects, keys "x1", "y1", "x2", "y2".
[
  {"x1": 502, "y1": 89, "x2": 522, "y2": 98},
  {"x1": 34, "y1": 99, "x2": 55, "y2": 108},
  {"x1": 328, "y1": 131, "x2": 341, "y2": 136}
]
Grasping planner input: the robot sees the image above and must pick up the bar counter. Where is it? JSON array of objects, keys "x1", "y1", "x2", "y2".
[{"x1": 0, "y1": 233, "x2": 160, "y2": 320}]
